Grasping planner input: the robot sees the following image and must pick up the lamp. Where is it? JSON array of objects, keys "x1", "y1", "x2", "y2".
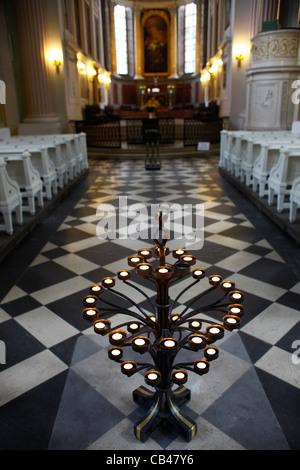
[
  {"x1": 48, "y1": 51, "x2": 62, "y2": 73},
  {"x1": 87, "y1": 66, "x2": 97, "y2": 81},
  {"x1": 82, "y1": 210, "x2": 245, "y2": 442},
  {"x1": 77, "y1": 61, "x2": 86, "y2": 72},
  {"x1": 234, "y1": 45, "x2": 248, "y2": 68},
  {"x1": 236, "y1": 53, "x2": 244, "y2": 67}
]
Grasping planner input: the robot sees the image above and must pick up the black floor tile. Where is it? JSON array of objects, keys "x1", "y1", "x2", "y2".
[
  {"x1": 239, "y1": 258, "x2": 299, "y2": 290},
  {"x1": 0, "y1": 371, "x2": 68, "y2": 450},
  {"x1": 0, "y1": 320, "x2": 45, "y2": 371},
  {"x1": 16, "y1": 261, "x2": 76, "y2": 294}
]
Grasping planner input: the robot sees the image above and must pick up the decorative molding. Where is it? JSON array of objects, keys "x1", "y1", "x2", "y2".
[{"x1": 251, "y1": 31, "x2": 299, "y2": 62}]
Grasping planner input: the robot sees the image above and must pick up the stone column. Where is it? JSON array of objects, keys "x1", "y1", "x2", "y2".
[
  {"x1": 133, "y1": 6, "x2": 143, "y2": 79},
  {"x1": 15, "y1": 0, "x2": 61, "y2": 134},
  {"x1": 169, "y1": 6, "x2": 178, "y2": 78}
]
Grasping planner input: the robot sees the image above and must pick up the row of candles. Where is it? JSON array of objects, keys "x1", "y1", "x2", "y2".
[{"x1": 82, "y1": 247, "x2": 245, "y2": 389}]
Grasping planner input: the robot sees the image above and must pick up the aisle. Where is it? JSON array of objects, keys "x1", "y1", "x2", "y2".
[{"x1": 0, "y1": 157, "x2": 299, "y2": 450}]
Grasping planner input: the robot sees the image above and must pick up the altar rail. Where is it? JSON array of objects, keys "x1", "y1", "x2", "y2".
[
  {"x1": 126, "y1": 118, "x2": 175, "y2": 145},
  {"x1": 73, "y1": 120, "x2": 121, "y2": 149},
  {"x1": 183, "y1": 118, "x2": 223, "y2": 146},
  {"x1": 72, "y1": 116, "x2": 224, "y2": 148}
]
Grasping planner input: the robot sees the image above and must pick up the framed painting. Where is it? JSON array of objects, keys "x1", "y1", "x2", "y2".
[{"x1": 142, "y1": 11, "x2": 169, "y2": 76}]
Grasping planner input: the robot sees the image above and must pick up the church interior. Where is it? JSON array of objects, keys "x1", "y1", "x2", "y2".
[{"x1": 0, "y1": 0, "x2": 299, "y2": 451}]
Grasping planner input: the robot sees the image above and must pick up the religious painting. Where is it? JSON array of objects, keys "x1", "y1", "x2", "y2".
[{"x1": 143, "y1": 14, "x2": 168, "y2": 75}]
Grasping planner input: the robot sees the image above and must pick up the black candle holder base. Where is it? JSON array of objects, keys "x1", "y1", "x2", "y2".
[{"x1": 133, "y1": 385, "x2": 196, "y2": 442}]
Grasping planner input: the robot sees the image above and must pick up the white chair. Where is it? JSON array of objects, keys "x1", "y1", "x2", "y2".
[
  {"x1": 0, "y1": 145, "x2": 58, "y2": 200},
  {"x1": 268, "y1": 149, "x2": 300, "y2": 212},
  {"x1": 252, "y1": 143, "x2": 300, "y2": 197},
  {"x1": 289, "y1": 177, "x2": 300, "y2": 222},
  {"x1": 291, "y1": 121, "x2": 300, "y2": 135},
  {"x1": 0, "y1": 128, "x2": 11, "y2": 140},
  {"x1": 0, "y1": 158, "x2": 23, "y2": 235},
  {"x1": 4, "y1": 152, "x2": 43, "y2": 215},
  {"x1": 79, "y1": 132, "x2": 89, "y2": 169},
  {"x1": 219, "y1": 130, "x2": 228, "y2": 169},
  {"x1": 240, "y1": 137, "x2": 265, "y2": 186}
]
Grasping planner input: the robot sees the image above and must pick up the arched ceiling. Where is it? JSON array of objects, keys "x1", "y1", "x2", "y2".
[{"x1": 114, "y1": 1, "x2": 192, "y2": 8}]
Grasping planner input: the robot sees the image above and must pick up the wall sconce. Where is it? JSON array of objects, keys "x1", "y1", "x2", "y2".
[
  {"x1": 48, "y1": 51, "x2": 62, "y2": 73},
  {"x1": 236, "y1": 53, "x2": 244, "y2": 68},
  {"x1": 98, "y1": 73, "x2": 111, "y2": 84},
  {"x1": 208, "y1": 63, "x2": 218, "y2": 77},
  {"x1": 77, "y1": 61, "x2": 86, "y2": 72},
  {"x1": 234, "y1": 45, "x2": 248, "y2": 68},
  {"x1": 87, "y1": 67, "x2": 97, "y2": 81}
]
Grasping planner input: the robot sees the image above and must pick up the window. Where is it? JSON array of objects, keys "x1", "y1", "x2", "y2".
[
  {"x1": 184, "y1": 2, "x2": 197, "y2": 74},
  {"x1": 85, "y1": 3, "x2": 92, "y2": 55},
  {"x1": 74, "y1": 0, "x2": 82, "y2": 48},
  {"x1": 94, "y1": 17, "x2": 100, "y2": 61},
  {"x1": 114, "y1": 4, "x2": 128, "y2": 75}
]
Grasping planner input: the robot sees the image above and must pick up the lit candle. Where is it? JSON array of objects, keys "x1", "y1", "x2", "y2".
[
  {"x1": 134, "y1": 338, "x2": 146, "y2": 346},
  {"x1": 124, "y1": 363, "x2": 133, "y2": 370},
  {"x1": 174, "y1": 372, "x2": 185, "y2": 380},
  {"x1": 148, "y1": 373, "x2": 158, "y2": 381},
  {"x1": 192, "y1": 336, "x2": 202, "y2": 344},
  {"x1": 111, "y1": 349, "x2": 121, "y2": 356},
  {"x1": 206, "y1": 348, "x2": 216, "y2": 355},
  {"x1": 230, "y1": 307, "x2": 241, "y2": 314},
  {"x1": 164, "y1": 339, "x2": 176, "y2": 348},
  {"x1": 209, "y1": 327, "x2": 220, "y2": 334},
  {"x1": 91, "y1": 285, "x2": 101, "y2": 291},
  {"x1": 222, "y1": 282, "x2": 232, "y2": 288},
  {"x1": 139, "y1": 265, "x2": 150, "y2": 270},
  {"x1": 159, "y1": 268, "x2": 169, "y2": 274},
  {"x1": 232, "y1": 293, "x2": 242, "y2": 299},
  {"x1": 112, "y1": 333, "x2": 123, "y2": 341},
  {"x1": 196, "y1": 361, "x2": 207, "y2": 369}
]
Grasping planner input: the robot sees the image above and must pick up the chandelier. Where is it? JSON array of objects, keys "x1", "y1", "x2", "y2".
[{"x1": 82, "y1": 211, "x2": 245, "y2": 442}]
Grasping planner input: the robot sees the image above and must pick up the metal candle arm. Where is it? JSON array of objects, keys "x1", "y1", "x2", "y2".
[{"x1": 82, "y1": 211, "x2": 245, "y2": 442}]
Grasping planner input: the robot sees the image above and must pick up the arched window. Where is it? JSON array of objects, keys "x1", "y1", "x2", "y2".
[
  {"x1": 184, "y1": 2, "x2": 197, "y2": 74},
  {"x1": 114, "y1": 4, "x2": 128, "y2": 75}
]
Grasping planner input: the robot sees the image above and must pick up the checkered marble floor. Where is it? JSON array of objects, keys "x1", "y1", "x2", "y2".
[{"x1": 0, "y1": 156, "x2": 299, "y2": 451}]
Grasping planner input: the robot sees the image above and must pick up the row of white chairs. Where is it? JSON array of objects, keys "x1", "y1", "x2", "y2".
[
  {"x1": 0, "y1": 133, "x2": 88, "y2": 235},
  {"x1": 219, "y1": 128, "x2": 300, "y2": 223}
]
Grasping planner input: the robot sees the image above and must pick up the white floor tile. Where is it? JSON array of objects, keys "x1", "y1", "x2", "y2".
[
  {"x1": 216, "y1": 251, "x2": 261, "y2": 272},
  {"x1": 230, "y1": 273, "x2": 286, "y2": 302},
  {"x1": 53, "y1": 253, "x2": 99, "y2": 275},
  {"x1": 255, "y1": 346, "x2": 300, "y2": 389},
  {"x1": 0, "y1": 350, "x2": 68, "y2": 407},
  {"x1": 15, "y1": 306, "x2": 79, "y2": 348},
  {"x1": 242, "y1": 303, "x2": 300, "y2": 345},
  {"x1": 31, "y1": 276, "x2": 91, "y2": 304}
]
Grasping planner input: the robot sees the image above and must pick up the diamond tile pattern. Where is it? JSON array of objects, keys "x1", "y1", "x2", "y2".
[{"x1": 0, "y1": 157, "x2": 299, "y2": 450}]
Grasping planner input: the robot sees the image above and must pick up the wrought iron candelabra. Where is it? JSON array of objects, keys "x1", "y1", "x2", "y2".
[{"x1": 82, "y1": 211, "x2": 245, "y2": 442}]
